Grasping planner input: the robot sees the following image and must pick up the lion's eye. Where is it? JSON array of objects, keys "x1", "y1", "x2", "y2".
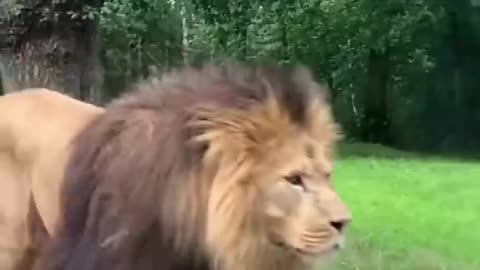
[{"x1": 284, "y1": 174, "x2": 305, "y2": 191}]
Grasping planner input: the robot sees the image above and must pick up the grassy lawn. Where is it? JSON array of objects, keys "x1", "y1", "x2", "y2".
[{"x1": 324, "y1": 143, "x2": 480, "y2": 270}]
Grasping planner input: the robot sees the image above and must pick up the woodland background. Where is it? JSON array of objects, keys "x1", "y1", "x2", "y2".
[{"x1": 1, "y1": 0, "x2": 480, "y2": 154}]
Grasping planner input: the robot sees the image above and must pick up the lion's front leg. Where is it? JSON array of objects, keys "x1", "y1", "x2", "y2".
[
  {"x1": 0, "y1": 154, "x2": 40, "y2": 270},
  {"x1": 0, "y1": 221, "x2": 36, "y2": 270},
  {"x1": 0, "y1": 246, "x2": 41, "y2": 270},
  {"x1": 0, "y1": 248, "x2": 23, "y2": 270}
]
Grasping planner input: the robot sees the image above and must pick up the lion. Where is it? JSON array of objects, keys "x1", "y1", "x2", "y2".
[
  {"x1": 36, "y1": 62, "x2": 352, "y2": 270},
  {"x1": 0, "y1": 88, "x2": 104, "y2": 270}
]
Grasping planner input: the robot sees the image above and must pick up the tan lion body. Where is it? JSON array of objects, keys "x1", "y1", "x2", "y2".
[{"x1": 0, "y1": 89, "x2": 104, "y2": 269}]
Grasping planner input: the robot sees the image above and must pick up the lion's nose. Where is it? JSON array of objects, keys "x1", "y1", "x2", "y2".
[{"x1": 329, "y1": 218, "x2": 350, "y2": 233}]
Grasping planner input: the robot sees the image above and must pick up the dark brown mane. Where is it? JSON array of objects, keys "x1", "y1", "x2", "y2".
[{"x1": 35, "y1": 62, "x2": 331, "y2": 270}]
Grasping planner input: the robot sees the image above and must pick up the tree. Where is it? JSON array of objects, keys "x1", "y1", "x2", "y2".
[{"x1": 0, "y1": 0, "x2": 104, "y2": 103}]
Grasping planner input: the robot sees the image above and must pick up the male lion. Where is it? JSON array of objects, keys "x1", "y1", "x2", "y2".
[
  {"x1": 37, "y1": 62, "x2": 352, "y2": 270},
  {"x1": 0, "y1": 88, "x2": 104, "y2": 270}
]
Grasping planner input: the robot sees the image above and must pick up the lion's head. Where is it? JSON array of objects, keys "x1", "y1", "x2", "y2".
[
  {"x1": 39, "y1": 62, "x2": 351, "y2": 270},
  {"x1": 188, "y1": 65, "x2": 351, "y2": 270}
]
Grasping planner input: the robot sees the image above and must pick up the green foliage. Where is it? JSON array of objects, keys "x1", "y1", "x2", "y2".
[
  {"x1": 92, "y1": 0, "x2": 184, "y2": 97},
  {"x1": 99, "y1": 0, "x2": 184, "y2": 66},
  {"x1": 95, "y1": 0, "x2": 480, "y2": 152}
]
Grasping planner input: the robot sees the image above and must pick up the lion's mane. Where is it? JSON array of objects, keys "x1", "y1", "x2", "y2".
[{"x1": 37, "y1": 62, "x2": 344, "y2": 270}]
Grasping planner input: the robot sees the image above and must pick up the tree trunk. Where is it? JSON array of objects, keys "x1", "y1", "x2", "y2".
[
  {"x1": 361, "y1": 48, "x2": 391, "y2": 144},
  {"x1": 181, "y1": 3, "x2": 189, "y2": 64},
  {"x1": 0, "y1": 0, "x2": 104, "y2": 104},
  {"x1": 0, "y1": 71, "x2": 3, "y2": 95},
  {"x1": 279, "y1": 0, "x2": 289, "y2": 63},
  {"x1": 180, "y1": 0, "x2": 193, "y2": 64}
]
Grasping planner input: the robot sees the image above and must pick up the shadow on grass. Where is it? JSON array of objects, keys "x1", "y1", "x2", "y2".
[
  {"x1": 337, "y1": 142, "x2": 480, "y2": 163},
  {"x1": 325, "y1": 234, "x2": 477, "y2": 270}
]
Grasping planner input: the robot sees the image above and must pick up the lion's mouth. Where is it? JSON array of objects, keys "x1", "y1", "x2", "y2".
[
  {"x1": 294, "y1": 242, "x2": 341, "y2": 258},
  {"x1": 270, "y1": 237, "x2": 344, "y2": 259}
]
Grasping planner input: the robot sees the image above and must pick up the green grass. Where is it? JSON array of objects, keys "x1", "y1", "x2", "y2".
[{"x1": 324, "y1": 143, "x2": 480, "y2": 270}]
